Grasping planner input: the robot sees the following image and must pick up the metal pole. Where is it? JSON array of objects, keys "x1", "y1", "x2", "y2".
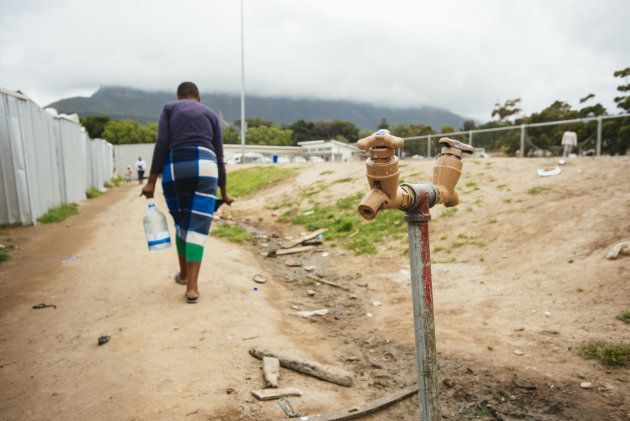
[
  {"x1": 405, "y1": 191, "x2": 439, "y2": 420},
  {"x1": 596, "y1": 116, "x2": 602, "y2": 156},
  {"x1": 468, "y1": 130, "x2": 473, "y2": 147},
  {"x1": 520, "y1": 124, "x2": 525, "y2": 158},
  {"x1": 427, "y1": 135, "x2": 431, "y2": 158},
  {"x1": 240, "y1": 0, "x2": 246, "y2": 156}
]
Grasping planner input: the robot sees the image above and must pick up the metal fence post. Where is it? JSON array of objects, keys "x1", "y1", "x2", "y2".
[
  {"x1": 427, "y1": 135, "x2": 431, "y2": 158},
  {"x1": 468, "y1": 130, "x2": 473, "y2": 147},
  {"x1": 596, "y1": 117, "x2": 602, "y2": 156},
  {"x1": 520, "y1": 124, "x2": 526, "y2": 158}
]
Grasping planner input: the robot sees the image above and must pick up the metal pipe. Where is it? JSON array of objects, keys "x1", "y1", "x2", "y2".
[
  {"x1": 520, "y1": 124, "x2": 525, "y2": 158},
  {"x1": 427, "y1": 135, "x2": 431, "y2": 158},
  {"x1": 596, "y1": 116, "x2": 602, "y2": 156},
  {"x1": 468, "y1": 130, "x2": 473, "y2": 147},
  {"x1": 406, "y1": 190, "x2": 439, "y2": 420}
]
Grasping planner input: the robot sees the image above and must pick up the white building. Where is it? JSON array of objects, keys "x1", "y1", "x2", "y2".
[{"x1": 297, "y1": 140, "x2": 359, "y2": 162}]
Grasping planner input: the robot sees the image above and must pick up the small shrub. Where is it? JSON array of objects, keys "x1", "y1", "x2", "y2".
[
  {"x1": 111, "y1": 174, "x2": 125, "y2": 187},
  {"x1": 38, "y1": 203, "x2": 79, "y2": 224},
  {"x1": 86, "y1": 186, "x2": 104, "y2": 199},
  {"x1": 527, "y1": 186, "x2": 550, "y2": 195},
  {"x1": 0, "y1": 246, "x2": 10, "y2": 263},
  {"x1": 580, "y1": 340, "x2": 630, "y2": 367},
  {"x1": 212, "y1": 224, "x2": 251, "y2": 243},
  {"x1": 617, "y1": 310, "x2": 630, "y2": 324},
  {"x1": 104, "y1": 181, "x2": 114, "y2": 188}
]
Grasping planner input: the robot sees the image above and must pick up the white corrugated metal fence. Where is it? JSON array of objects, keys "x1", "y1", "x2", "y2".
[{"x1": 0, "y1": 89, "x2": 115, "y2": 225}]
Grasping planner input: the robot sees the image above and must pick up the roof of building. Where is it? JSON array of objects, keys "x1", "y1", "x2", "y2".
[{"x1": 297, "y1": 139, "x2": 358, "y2": 150}]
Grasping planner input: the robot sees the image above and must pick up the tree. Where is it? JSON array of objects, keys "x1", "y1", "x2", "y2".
[
  {"x1": 491, "y1": 98, "x2": 521, "y2": 121},
  {"x1": 613, "y1": 67, "x2": 630, "y2": 112},
  {"x1": 233, "y1": 117, "x2": 275, "y2": 129},
  {"x1": 289, "y1": 119, "x2": 317, "y2": 144},
  {"x1": 80, "y1": 115, "x2": 111, "y2": 139},
  {"x1": 222, "y1": 127, "x2": 240, "y2": 144},
  {"x1": 246, "y1": 125, "x2": 293, "y2": 146},
  {"x1": 579, "y1": 93, "x2": 595, "y2": 104},
  {"x1": 101, "y1": 120, "x2": 157, "y2": 144},
  {"x1": 462, "y1": 120, "x2": 476, "y2": 131},
  {"x1": 312, "y1": 120, "x2": 359, "y2": 142}
]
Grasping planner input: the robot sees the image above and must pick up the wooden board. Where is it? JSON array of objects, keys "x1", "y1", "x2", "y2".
[{"x1": 282, "y1": 229, "x2": 327, "y2": 249}]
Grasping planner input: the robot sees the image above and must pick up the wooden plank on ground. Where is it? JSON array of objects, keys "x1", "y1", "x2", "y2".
[
  {"x1": 275, "y1": 246, "x2": 316, "y2": 256},
  {"x1": 279, "y1": 384, "x2": 418, "y2": 420},
  {"x1": 251, "y1": 387, "x2": 302, "y2": 401},
  {"x1": 262, "y1": 356, "x2": 279, "y2": 388},
  {"x1": 250, "y1": 347, "x2": 353, "y2": 387},
  {"x1": 306, "y1": 275, "x2": 350, "y2": 291},
  {"x1": 282, "y1": 229, "x2": 327, "y2": 249}
]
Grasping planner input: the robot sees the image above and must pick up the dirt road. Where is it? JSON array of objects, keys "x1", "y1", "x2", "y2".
[{"x1": 1, "y1": 157, "x2": 629, "y2": 420}]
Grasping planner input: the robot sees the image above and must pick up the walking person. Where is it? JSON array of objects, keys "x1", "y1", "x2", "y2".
[
  {"x1": 141, "y1": 82, "x2": 233, "y2": 303},
  {"x1": 135, "y1": 156, "x2": 147, "y2": 184}
]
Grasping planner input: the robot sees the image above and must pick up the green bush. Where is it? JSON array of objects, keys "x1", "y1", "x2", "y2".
[
  {"x1": 580, "y1": 340, "x2": 630, "y2": 367},
  {"x1": 617, "y1": 310, "x2": 630, "y2": 324},
  {"x1": 37, "y1": 203, "x2": 79, "y2": 224},
  {"x1": 86, "y1": 186, "x2": 104, "y2": 199}
]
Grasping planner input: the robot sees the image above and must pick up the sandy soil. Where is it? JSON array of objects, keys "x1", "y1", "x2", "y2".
[{"x1": 1, "y1": 157, "x2": 629, "y2": 420}]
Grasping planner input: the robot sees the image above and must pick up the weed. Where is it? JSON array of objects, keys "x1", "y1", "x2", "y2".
[
  {"x1": 488, "y1": 218, "x2": 497, "y2": 224},
  {"x1": 227, "y1": 166, "x2": 297, "y2": 198},
  {"x1": 576, "y1": 288, "x2": 584, "y2": 292},
  {"x1": 433, "y1": 246, "x2": 445, "y2": 253},
  {"x1": 496, "y1": 184, "x2": 508, "y2": 191},
  {"x1": 212, "y1": 224, "x2": 252, "y2": 243},
  {"x1": 104, "y1": 181, "x2": 114, "y2": 188},
  {"x1": 465, "y1": 181, "x2": 478, "y2": 189},
  {"x1": 86, "y1": 186, "x2": 104, "y2": 199},
  {"x1": 0, "y1": 246, "x2": 10, "y2": 263},
  {"x1": 111, "y1": 174, "x2": 125, "y2": 187},
  {"x1": 333, "y1": 177, "x2": 354, "y2": 183},
  {"x1": 440, "y1": 208, "x2": 458, "y2": 218},
  {"x1": 439, "y1": 235, "x2": 448, "y2": 241},
  {"x1": 472, "y1": 160, "x2": 481, "y2": 165},
  {"x1": 617, "y1": 310, "x2": 630, "y2": 324},
  {"x1": 38, "y1": 203, "x2": 79, "y2": 224},
  {"x1": 580, "y1": 340, "x2": 630, "y2": 367},
  {"x1": 319, "y1": 170, "x2": 334, "y2": 175},
  {"x1": 503, "y1": 198, "x2": 512, "y2": 204},
  {"x1": 527, "y1": 186, "x2": 551, "y2": 195}
]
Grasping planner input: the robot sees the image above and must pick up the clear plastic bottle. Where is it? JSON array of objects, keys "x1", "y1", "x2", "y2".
[{"x1": 143, "y1": 202, "x2": 172, "y2": 252}]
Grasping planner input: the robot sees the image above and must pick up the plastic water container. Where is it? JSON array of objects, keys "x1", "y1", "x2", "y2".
[{"x1": 143, "y1": 202, "x2": 171, "y2": 252}]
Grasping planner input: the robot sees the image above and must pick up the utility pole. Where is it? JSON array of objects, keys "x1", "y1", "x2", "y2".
[{"x1": 240, "y1": 0, "x2": 246, "y2": 156}]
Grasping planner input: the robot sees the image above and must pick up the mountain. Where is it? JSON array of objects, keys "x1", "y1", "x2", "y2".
[{"x1": 47, "y1": 86, "x2": 467, "y2": 130}]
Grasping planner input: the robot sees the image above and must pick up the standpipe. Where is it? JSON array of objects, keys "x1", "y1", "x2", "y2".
[{"x1": 357, "y1": 129, "x2": 473, "y2": 420}]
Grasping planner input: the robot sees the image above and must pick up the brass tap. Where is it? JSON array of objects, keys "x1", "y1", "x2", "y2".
[{"x1": 357, "y1": 131, "x2": 473, "y2": 220}]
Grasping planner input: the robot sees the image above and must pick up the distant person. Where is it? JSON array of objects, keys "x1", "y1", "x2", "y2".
[
  {"x1": 141, "y1": 81, "x2": 233, "y2": 303},
  {"x1": 124, "y1": 165, "x2": 133, "y2": 182},
  {"x1": 135, "y1": 156, "x2": 147, "y2": 184},
  {"x1": 561, "y1": 131, "x2": 577, "y2": 157}
]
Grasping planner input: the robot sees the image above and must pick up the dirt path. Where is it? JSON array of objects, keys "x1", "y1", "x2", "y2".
[{"x1": 0, "y1": 183, "x2": 368, "y2": 420}]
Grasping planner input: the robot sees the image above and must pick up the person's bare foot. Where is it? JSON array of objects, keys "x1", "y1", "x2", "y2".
[
  {"x1": 185, "y1": 289, "x2": 199, "y2": 304},
  {"x1": 174, "y1": 273, "x2": 187, "y2": 285}
]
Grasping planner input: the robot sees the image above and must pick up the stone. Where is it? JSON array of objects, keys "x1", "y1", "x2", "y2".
[
  {"x1": 285, "y1": 258, "x2": 302, "y2": 267},
  {"x1": 580, "y1": 382, "x2": 593, "y2": 389},
  {"x1": 513, "y1": 350, "x2": 524, "y2": 356},
  {"x1": 253, "y1": 274, "x2": 267, "y2": 284}
]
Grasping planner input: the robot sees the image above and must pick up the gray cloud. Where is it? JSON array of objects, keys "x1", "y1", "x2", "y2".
[{"x1": 1, "y1": 0, "x2": 628, "y2": 120}]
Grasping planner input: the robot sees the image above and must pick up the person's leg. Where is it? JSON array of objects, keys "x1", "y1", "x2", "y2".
[{"x1": 185, "y1": 261, "x2": 202, "y2": 300}]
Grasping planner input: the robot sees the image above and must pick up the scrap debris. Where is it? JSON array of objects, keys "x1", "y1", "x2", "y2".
[
  {"x1": 536, "y1": 167, "x2": 561, "y2": 177},
  {"x1": 279, "y1": 384, "x2": 419, "y2": 421},
  {"x1": 263, "y1": 356, "x2": 280, "y2": 388},
  {"x1": 250, "y1": 347, "x2": 353, "y2": 387},
  {"x1": 306, "y1": 274, "x2": 350, "y2": 291},
  {"x1": 292, "y1": 309, "x2": 328, "y2": 318},
  {"x1": 606, "y1": 241, "x2": 630, "y2": 260},
  {"x1": 278, "y1": 398, "x2": 301, "y2": 418},
  {"x1": 32, "y1": 303, "x2": 57, "y2": 310},
  {"x1": 97, "y1": 335, "x2": 110, "y2": 346},
  {"x1": 251, "y1": 387, "x2": 302, "y2": 401},
  {"x1": 282, "y1": 229, "x2": 327, "y2": 249}
]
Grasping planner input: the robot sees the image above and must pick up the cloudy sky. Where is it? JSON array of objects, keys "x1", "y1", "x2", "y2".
[{"x1": 1, "y1": 0, "x2": 628, "y2": 120}]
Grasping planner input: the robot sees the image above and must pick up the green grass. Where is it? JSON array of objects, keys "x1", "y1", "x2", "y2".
[
  {"x1": 440, "y1": 208, "x2": 458, "y2": 218},
  {"x1": 111, "y1": 174, "x2": 125, "y2": 187},
  {"x1": 37, "y1": 203, "x2": 79, "y2": 224},
  {"x1": 319, "y1": 170, "x2": 334, "y2": 175},
  {"x1": 527, "y1": 186, "x2": 551, "y2": 195},
  {"x1": 333, "y1": 177, "x2": 354, "y2": 183},
  {"x1": 580, "y1": 340, "x2": 630, "y2": 367},
  {"x1": 433, "y1": 246, "x2": 445, "y2": 253},
  {"x1": 496, "y1": 183, "x2": 508, "y2": 191},
  {"x1": 86, "y1": 186, "x2": 104, "y2": 199},
  {"x1": 0, "y1": 247, "x2": 10, "y2": 263},
  {"x1": 617, "y1": 310, "x2": 630, "y2": 324},
  {"x1": 212, "y1": 224, "x2": 252, "y2": 243},
  {"x1": 104, "y1": 181, "x2": 114, "y2": 188},
  {"x1": 227, "y1": 166, "x2": 297, "y2": 198},
  {"x1": 287, "y1": 191, "x2": 406, "y2": 255}
]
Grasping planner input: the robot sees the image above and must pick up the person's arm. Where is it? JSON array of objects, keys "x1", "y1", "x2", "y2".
[
  {"x1": 210, "y1": 115, "x2": 233, "y2": 205},
  {"x1": 141, "y1": 107, "x2": 170, "y2": 198}
]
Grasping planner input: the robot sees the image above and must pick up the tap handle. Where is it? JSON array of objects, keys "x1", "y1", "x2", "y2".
[
  {"x1": 438, "y1": 137, "x2": 474, "y2": 154},
  {"x1": 357, "y1": 129, "x2": 404, "y2": 151}
]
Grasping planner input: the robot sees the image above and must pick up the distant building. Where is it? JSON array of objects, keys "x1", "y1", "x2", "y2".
[{"x1": 297, "y1": 140, "x2": 359, "y2": 162}]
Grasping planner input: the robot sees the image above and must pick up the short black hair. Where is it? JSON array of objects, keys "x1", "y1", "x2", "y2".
[{"x1": 177, "y1": 81, "x2": 199, "y2": 99}]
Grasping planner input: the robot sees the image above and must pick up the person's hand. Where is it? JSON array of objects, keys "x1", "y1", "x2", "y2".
[
  {"x1": 223, "y1": 193, "x2": 234, "y2": 206},
  {"x1": 140, "y1": 182, "x2": 155, "y2": 199}
]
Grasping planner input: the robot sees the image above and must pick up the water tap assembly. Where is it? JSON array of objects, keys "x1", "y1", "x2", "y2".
[{"x1": 356, "y1": 129, "x2": 473, "y2": 420}]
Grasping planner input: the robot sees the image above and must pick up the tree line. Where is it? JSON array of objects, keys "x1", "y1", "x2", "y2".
[{"x1": 81, "y1": 67, "x2": 629, "y2": 155}]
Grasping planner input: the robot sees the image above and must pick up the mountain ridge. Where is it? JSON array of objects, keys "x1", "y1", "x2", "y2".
[{"x1": 47, "y1": 86, "x2": 467, "y2": 130}]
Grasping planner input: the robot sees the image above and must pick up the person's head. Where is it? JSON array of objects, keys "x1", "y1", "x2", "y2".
[
  {"x1": 177, "y1": 81, "x2": 200, "y2": 102},
  {"x1": 138, "y1": 156, "x2": 142, "y2": 160}
]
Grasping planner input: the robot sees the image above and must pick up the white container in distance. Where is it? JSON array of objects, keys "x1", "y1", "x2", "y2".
[{"x1": 143, "y1": 202, "x2": 172, "y2": 252}]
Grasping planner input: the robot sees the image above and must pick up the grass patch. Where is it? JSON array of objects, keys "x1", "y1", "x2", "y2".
[
  {"x1": 111, "y1": 174, "x2": 125, "y2": 187},
  {"x1": 465, "y1": 181, "x2": 478, "y2": 189},
  {"x1": 212, "y1": 224, "x2": 252, "y2": 243},
  {"x1": 440, "y1": 208, "x2": 458, "y2": 218},
  {"x1": 0, "y1": 247, "x2": 10, "y2": 263},
  {"x1": 333, "y1": 177, "x2": 354, "y2": 183},
  {"x1": 576, "y1": 288, "x2": 584, "y2": 293},
  {"x1": 617, "y1": 310, "x2": 630, "y2": 324},
  {"x1": 496, "y1": 183, "x2": 508, "y2": 191},
  {"x1": 227, "y1": 166, "x2": 297, "y2": 198},
  {"x1": 86, "y1": 186, "x2": 104, "y2": 199},
  {"x1": 37, "y1": 203, "x2": 79, "y2": 224},
  {"x1": 527, "y1": 186, "x2": 551, "y2": 195},
  {"x1": 488, "y1": 218, "x2": 497, "y2": 224},
  {"x1": 580, "y1": 340, "x2": 630, "y2": 367},
  {"x1": 503, "y1": 198, "x2": 512, "y2": 204},
  {"x1": 319, "y1": 170, "x2": 334, "y2": 175},
  {"x1": 433, "y1": 246, "x2": 445, "y2": 253},
  {"x1": 288, "y1": 191, "x2": 406, "y2": 255}
]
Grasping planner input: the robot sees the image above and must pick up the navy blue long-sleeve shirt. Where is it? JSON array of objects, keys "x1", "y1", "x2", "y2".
[{"x1": 150, "y1": 99, "x2": 227, "y2": 187}]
